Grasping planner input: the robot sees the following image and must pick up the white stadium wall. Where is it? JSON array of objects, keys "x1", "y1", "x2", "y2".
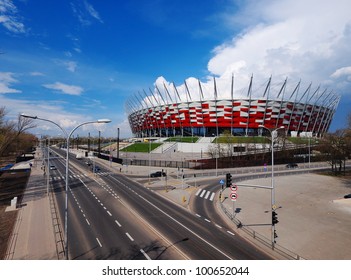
[{"x1": 126, "y1": 76, "x2": 340, "y2": 138}]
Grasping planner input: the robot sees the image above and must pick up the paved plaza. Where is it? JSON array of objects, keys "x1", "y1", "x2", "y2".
[{"x1": 220, "y1": 173, "x2": 351, "y2": 259}]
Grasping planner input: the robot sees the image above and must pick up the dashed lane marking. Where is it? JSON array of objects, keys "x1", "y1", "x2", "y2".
[
  {"x1": 140, "y1": 249, "x2": 151, "y2": 260},
  {"x1": 125, "y1": 232, "x2": 134, "y2": 242},
  {"x1": 96, "y1": 238, "x2": 102, "y2": 247}
]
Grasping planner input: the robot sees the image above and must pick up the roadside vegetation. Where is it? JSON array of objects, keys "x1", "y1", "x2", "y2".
[
  {"x1": 0, "y1": 106, "x2": 36, "y2": 166},
  {"x1": 164, "y1": 136, "x2": 199, "y2": 143},
  {"x1": 121, "y1": 142, "x2": 162, "y2": 153}
]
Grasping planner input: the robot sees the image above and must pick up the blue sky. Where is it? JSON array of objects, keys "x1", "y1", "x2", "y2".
[{"x1": 1, "y1": 0, "x2": 350, "y2": 138}]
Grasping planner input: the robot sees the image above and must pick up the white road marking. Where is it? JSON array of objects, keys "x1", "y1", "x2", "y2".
[
  {"x1": 137, "y1": 193, "x2": 233, "y2": 260},
  {"x1": 126, "y1": 232, "x2": 134, "y2": 242},
  {"x1": 209, "y1": 193, "x2": 215, "y2": 201},
  {"x1": 140, "y1": 249, "x2": 151, "y2": 260},
  {"x1": 215, "y1": 224, "x2": 222, "y2": 229},
  {"x1": 195, "y1": 188, "x2": 202, "y2": 196},
  {"x1": 115, "y1": 220, "x2": 121, "y2": 227},
  {"x1": 96, "y1": 238, "x2": 102, "y2": 247},
  {"x1": 199, "y1": 190, "x2": 206, "y2": 198},
  {"x1": 86, "y1": 219, "x2": 90, "y2": 225},
  {"x1": 107, "y1": 210, "x2": 112, "y2": 216},
  {"x1": 204, "y1": 191, "x2": 210, "y2": 200},
  {"x1": 227, "y1": 231, "x2": 235, "y2": 236},
  {"x1": 195, "y1": 213, "x2": 201, "y2": 218},
  {"x1": 204, "y1": 219, "x2": 211, "y2": 223}
]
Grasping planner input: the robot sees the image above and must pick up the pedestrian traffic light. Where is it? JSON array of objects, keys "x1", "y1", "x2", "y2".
[
  {"x1": 226, "y1": 173, "x2": 232, "y2": 188},
  {"x1": 272, "y1": 211, "x2": 279, "y2": 225}
]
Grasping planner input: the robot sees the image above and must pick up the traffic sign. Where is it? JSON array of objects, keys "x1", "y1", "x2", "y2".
[
  {"x1": 219, "y1": 179, "x2": 224, "y2": 185},
  {"x1": 230, "y1": 193, "x2": 237, "y2": 201},
  {"x1": 230, "y1": 184, "x2": 237, "y2": 192}
]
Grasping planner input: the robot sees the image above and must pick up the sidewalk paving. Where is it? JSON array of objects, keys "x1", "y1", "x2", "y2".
[
  {"x1": 220, "y1": 173, "x2": 351, "y2": 260},
  {"x1": 6, "y1": 154, "x2": 58, "y2": 260}
]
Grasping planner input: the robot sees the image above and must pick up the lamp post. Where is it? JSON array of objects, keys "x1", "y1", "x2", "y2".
[
  {"x1": 20, "y1": 114, "x2": 111, "y2": 259},
  {"x1": 259, "y1": 125, "x2": 285, "y2": 248}
]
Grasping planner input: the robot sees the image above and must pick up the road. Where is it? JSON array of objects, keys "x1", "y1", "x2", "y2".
[{"x1": 48, "y1": 147, "x2": 271, "y2": 260}]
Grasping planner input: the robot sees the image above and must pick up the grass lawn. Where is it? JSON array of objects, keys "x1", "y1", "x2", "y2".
[
  {"x1": 121, "y1": 142, "x2": 162, "y2": 153},
  {"x1": 214, "y1": 136, "x2": 270, "y2": 144},
  {"x1": 287, "y1": 137, "x2": 319, "y2": 145},
  {"x1": 164, "y1": 137, "x2": 199, "y2": 143}
]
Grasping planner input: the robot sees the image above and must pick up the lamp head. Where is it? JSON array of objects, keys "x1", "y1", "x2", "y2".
[
  {"x1": 97, "y1": 119, "x2": 111, "y2": 124},
  {"x1": 20, "y1": 113, "x2": 37, "y2": 119}
]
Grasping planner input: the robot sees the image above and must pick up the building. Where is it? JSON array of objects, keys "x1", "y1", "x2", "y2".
[{"x1": 126, "y1": 76, "x2": 340, "y2": 138}]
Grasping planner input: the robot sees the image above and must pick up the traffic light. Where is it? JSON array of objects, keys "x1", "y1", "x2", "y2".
[
  {"x1": 226, "y1": 173, "x2": 232, "y2": 188},
  {"x1": 272, "y1": 211, "x2": 279, "y2": 225}
]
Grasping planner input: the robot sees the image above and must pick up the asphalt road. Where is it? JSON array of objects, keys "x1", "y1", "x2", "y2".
[
  {"x1": 49, "y1": 149, "x2": 183, "y2": 260},
  {"x1": 50, "y1": 147, "x2": 271, "y2": 260}
]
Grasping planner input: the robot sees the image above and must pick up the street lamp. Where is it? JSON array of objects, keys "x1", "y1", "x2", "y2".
[
  {"x1": 20, "y1": 113, "x2": 111, "y2": 259},
  {"x1": 258, "y1": 124, "x2": 285, "y2": 248}
]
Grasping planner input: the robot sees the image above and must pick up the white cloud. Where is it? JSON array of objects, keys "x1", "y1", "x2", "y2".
[
  {"x1": 71, "y1": 0, "x2": 103, "y2": 26},
  {"x1": 84, "y1": 0, "x2": 103, "y2": 23},
  {"x1": 207, "y1": 0, "x2": 351, "y2": 91},
  {"x1": 30, "y1": 71, "x2": 45, "y2": 77},
  {"x1": 64, "y1": 61, "x2": 77, "y2": 72},
  {"x1": 54, "y1": 59, "x2": 78, "y2": 72},
  {"x1": 152, "y1": 0, "x2": 351, "y2": 103},
  {"x1": 43, "y1": 82, "x2": 83, "y2": 96},
  {"x1": 331, "y1": 66, "x2": 351, "y2": 79},
  {"x1": 0, "y1": 0, "x2": 25, "y2": 33},
  {"x1": 0, "y1": 72, "x2": 21, "y2": 93},
  {"x1": 0, "y1": 94, "x2": 100, "y2": 133}
]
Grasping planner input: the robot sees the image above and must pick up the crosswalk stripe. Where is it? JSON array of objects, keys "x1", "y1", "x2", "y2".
[
  {"x1": 199, "y1": 190, "x2": 206, "y2": 198},
  {"x1": 209, "y1": 192, "x2": 215, "y2": 201},
  {"x1": 196, "y1": 188, "x2": 215, "y2": 202}
]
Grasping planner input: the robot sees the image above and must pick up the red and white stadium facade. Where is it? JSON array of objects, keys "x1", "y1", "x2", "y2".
[{"x1": 126, "y1": 76, "x2": 340, "y2": 138}]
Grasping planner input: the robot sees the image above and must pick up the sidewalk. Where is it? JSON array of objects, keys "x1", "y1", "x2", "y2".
[{"x1": 6, "y1": 153, "x2": 58, "y2": 260}]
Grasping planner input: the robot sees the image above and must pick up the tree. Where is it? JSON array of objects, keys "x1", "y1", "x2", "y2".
[
  {"x1": 0, "y1": 106, "x2": 36, "y2": 157},
  {"x1": 320, "y1": 130, "x2": 347, "y2": 175}
]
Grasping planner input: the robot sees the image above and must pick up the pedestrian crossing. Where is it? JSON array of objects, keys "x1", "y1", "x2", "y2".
[
  {"x1": 51, "y1": 172, "x2": 111, "y2": 181},
  {"x1": 195, "y1": 188, "x2": 216, "y2": 202}
]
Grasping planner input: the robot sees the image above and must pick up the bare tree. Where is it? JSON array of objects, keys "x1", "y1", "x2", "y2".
[
  {"x1": 0, "y1": 107, "x2": 36, "y2": 157},
  {"x1": 320, "y1": 130, "x2": 347, "y2": 175}
]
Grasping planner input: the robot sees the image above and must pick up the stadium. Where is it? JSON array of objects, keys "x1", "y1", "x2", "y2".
[{"x1": 126, "y1": 76, "x2": 340, "y2": 138}]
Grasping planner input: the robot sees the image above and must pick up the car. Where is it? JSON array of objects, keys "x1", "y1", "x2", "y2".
[
  {"x1": 286, "y1": 163, "x2": 298, "y2": 169},
  {"x1": 150, "y1": 171, "x2": 166, "y2": 178},
  {"x1": 344, "y1": 194, "x2": 351, "y2": 199},
  {"x1": 49, "y1": 165, "x2": 56, "y2": 170},
  {"x1": 93, "y1": 166, "x2": 100, "y2": 172}
]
